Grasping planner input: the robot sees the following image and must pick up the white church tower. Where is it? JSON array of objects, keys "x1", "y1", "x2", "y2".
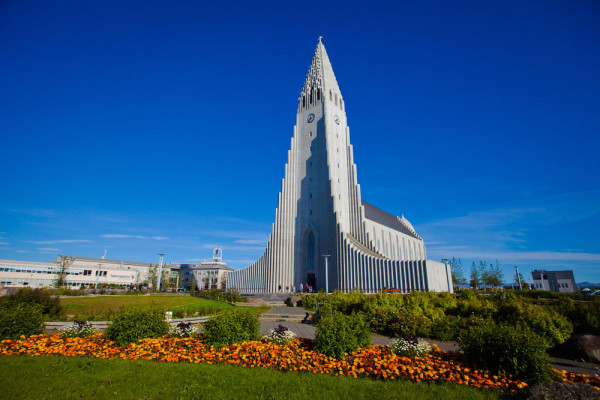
[{"x1": 227, "y1": 39, "x2": 453, "y2": 294}]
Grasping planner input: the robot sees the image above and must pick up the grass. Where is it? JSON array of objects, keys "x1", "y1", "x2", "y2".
[
  {"x1": 0, "y1": 355, "x2": 506, "y2": 400},
  {"x1": 59, "y1": 295, "x2": 268, "y2": 320}
]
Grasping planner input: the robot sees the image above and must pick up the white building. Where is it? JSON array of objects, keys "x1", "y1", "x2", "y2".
[
  {"x1": 175, "y1": 249, "x2": 234, "y2": 290},
  {"x1": 531, "y1": 269, "x2": 577, "y2": 293},
  {"x1": 0, "y1": 256, "x2": 141, "y2": 289},
  {"x1": 227, "y1": 40, "x2": 452, "y2": 294}
]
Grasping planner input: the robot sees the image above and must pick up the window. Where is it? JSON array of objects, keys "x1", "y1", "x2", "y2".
[
  {"x1": 310, "y1": 210, "x2": 313, "y2": 215},
  {"x1": 310, "y1": 131, "x2": 312, "y2": 137},
  {"x1": 309, "y1": 193, "x2": 312, "y2": 198},
  {"x1": 307, "y1": 232, "x2": 315, "y2": 270}
]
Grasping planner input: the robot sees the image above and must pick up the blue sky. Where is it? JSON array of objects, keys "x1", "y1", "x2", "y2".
[{"x1": 1, "y1": 0, "x2": 599, "y2": 284}]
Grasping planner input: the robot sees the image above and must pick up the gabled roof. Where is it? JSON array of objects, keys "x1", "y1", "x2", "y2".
[{"x1": 361, "y1": 201, "x2": 421, "y2": 240}]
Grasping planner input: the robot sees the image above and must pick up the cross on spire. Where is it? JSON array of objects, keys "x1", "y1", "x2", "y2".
[{"x1": 318, "y1": 35, "x2": 323, "y2": 43}]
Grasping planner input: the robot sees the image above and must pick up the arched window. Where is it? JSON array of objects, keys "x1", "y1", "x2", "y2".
[
  {"x1": 307, "y1": 232, "x2": 315, "y2": 270},
  {"x1": 302, "y1": 96, "x2": 306, "y2": 107},
  {"x1": 317, "y1": 89, "x2": 320, "y2": 101}
]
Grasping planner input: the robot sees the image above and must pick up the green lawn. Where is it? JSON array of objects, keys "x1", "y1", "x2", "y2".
[
  {"x1": 60, "y1": 295, "x2": 266, "y2": 320},
  {"x1": 0, "y1": 355, "x2": 506, "y2": 400}
]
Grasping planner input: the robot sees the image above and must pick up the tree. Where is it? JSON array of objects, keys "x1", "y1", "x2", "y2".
[
  {"x1": 478, "y1": 260, "x2": 489, "y2": 289},
  {"x1": 159, "y1": 268, "x2": 173, "y2": 290},
  {"x1": 219, "y1": 273, "x2": 227, "y2": 291},
  {"x1": 469, "y1": 262, "x2": 479, "y2": 289},
  {"x1": 189, "y1": 274, "x2": 196, "y2": 295},
  {"x1": 147, "y1": 263, "x2": 158, "y2": 290},
  {"x1": 54, "y1": 256, "x2": 71, "y2": 288},
  {"x1": 449, "y1": 257, "x2": 466, "y2": 286},
  {"x1": 488, "y1": 259, "x2": 504, "y2": 288}
]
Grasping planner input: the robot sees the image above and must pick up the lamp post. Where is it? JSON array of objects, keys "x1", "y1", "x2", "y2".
[
  {"x1": 157, "y1": 253, "x2": 165, "y2": 292},
  {"x1": 514, "y1": 266, "x2": 522, "y2": 290},
  {"x1": 322, "y1": 254, "x2": 331, "y2": 293},
  {"x1": 95, "y1": 263, "x2": 102, "y2": 289}
]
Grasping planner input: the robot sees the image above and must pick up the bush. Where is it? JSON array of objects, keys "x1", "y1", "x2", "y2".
[
  {"x1": 315, "y1": 312, "x2": 371, "y2": 358},
  {"x1": 59, "y1": 321, "x2": 98, "y2": 338},
  {"x1": 262, "y1": 325, "x2": 297, "y2": 345},
  {"x1": 2, "y1": 288, "x2": 62, "y2": 317},
  {"x1": 495, "y1": 300, "x2": 572, "y2": 346},
  {"x1": 104, "y1": 308, "x2": 169, "y2": 346},
  {"x1": 197, "y1": 289, "x2": 246, "y2": 303},
  {"x1": 203, "y1": 310, "x2": 260, "y2": 349},
  {"x1": 459, "y1": 323, "x2": 552, "y2": 384},
  {"x1": 430, "y1": 315, "x2": 463, "y2": 342},
  {"x1": 53, "y1": 288, "x2": 86, "y2": 296},
  {"x1": 0, "y1": 304, "x2": 45, "y2": 339},
  {"x1": 385, "y1": 310, "x2": 434, "y2": 338},
  {"x1": 389, "y1": 334, "x2": 431, "y2": 358},
  {"x1": 168, "y1": 322, "x2": 199, "y2": 338}
]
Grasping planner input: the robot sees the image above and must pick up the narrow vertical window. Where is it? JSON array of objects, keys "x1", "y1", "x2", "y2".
[{"x1": 307, "y1": 232, "x2": 315, "y2": 270}]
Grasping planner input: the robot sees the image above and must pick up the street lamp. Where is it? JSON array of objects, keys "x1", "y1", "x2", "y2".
[
  {"x1": 95, "y1": 263, "x2": 102, "y2": 289},
  {"x1": 157, "y1": 253, "x2": 166, "y2": 291},
  {"x1": 322, "y1": 254, "x2": 331, "y2": 293},
  {"x1": 514, "y1": 266, "x2": 522, "y2": 290}
]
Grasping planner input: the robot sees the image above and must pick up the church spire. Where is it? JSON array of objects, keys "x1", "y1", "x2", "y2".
[{"x1": 299, "y1": 38, "x2": 343, "y2": 109}]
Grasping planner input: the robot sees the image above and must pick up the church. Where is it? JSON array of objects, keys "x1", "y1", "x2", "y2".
[{"x1": 227, "y1": 39, "x2": 452, "y2": 294}]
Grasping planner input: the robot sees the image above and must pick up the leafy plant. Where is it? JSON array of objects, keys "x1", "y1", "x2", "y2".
[
  {"x1": 262, "y1": 325, "x2": 297, "y2": 345},
  {"x1": 314, "y1": 312, "x2": 371, "y2": 358},
  {"x1": 104, "y1": 308, "x2": 169, "y2": 346},
  {"x1": 0, "y1": 304, "x2": 45, "y2": 339},
  {"x1": 2, "y1": 288, "x2": 62, "y2": 317},
  {"x1": 459, "y1": 323, "x2": 552, "y2": 384},
  {"x1": 203, "y1": 310, "x2": 260, "y2": 348},
  {"x1": 389, "y1": 334, "x2": 431, "y2": 358},
  {"x1": 59, "y1": 321, "x2": 98, "y2": 338},
  {"x1": 168, "y1": 322, "x2": 199, "y2": 338}
]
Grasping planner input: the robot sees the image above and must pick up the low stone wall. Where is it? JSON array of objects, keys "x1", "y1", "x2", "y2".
[{"x1": 45, "y1": 316, "x2": 211, "y2": 335}]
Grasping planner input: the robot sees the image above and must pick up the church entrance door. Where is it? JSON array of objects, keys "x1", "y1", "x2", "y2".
[{"x1": 307, "y1": 273, "x2": 316, "y2": 292}]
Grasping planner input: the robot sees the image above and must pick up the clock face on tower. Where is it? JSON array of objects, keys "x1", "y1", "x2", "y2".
[
  {"x1": 307, "y1": 113, "x2": 315, "y2": 123},
  {"x1": 334, "y1": 115, "x2": 340, "y2": 125}
]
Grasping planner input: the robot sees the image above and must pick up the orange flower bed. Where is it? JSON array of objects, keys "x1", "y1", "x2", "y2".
[{"x1": 1, "y1": 334, "x2": 598, "y2": 392}]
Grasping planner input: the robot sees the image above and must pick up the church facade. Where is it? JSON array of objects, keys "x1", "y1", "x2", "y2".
[{"x1": 227, "y1": 40, "x2": 452, "y2": 294}]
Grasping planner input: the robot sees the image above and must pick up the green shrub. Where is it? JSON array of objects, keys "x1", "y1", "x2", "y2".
[
  {"x1": 53, "y1": 288, "x2": 86, "y2": 296},
  {"x1": 385, "y1": 310, "x2": 434, "y2": 338},
  {"x1": 314, "y1": 312, "x2": 371, "y2": 358},
  {"x1": 430, "y1": 315, "x2": 463, "y2": 341},
  {"x1": 2, "y1": 288, "x2": 62, "y2": 317},
  {"x1": 203, "y1": 310, "x2": 260, "y2": 349},
  {"x1": 104, "y1": 308, "x2": 169, "y2": 346},
  {"x1": 495, "y1": 300, "x2": 572, "y2": 346},
  {"x1": 198, "y1": 289, "x2": 246, "y2": 303},
  {"x1": 459, "y1": 323, "x2": 552, "y2": 384},
  {"x1": 0, "y1": 304, "x2": 45, "y2": 339}
]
